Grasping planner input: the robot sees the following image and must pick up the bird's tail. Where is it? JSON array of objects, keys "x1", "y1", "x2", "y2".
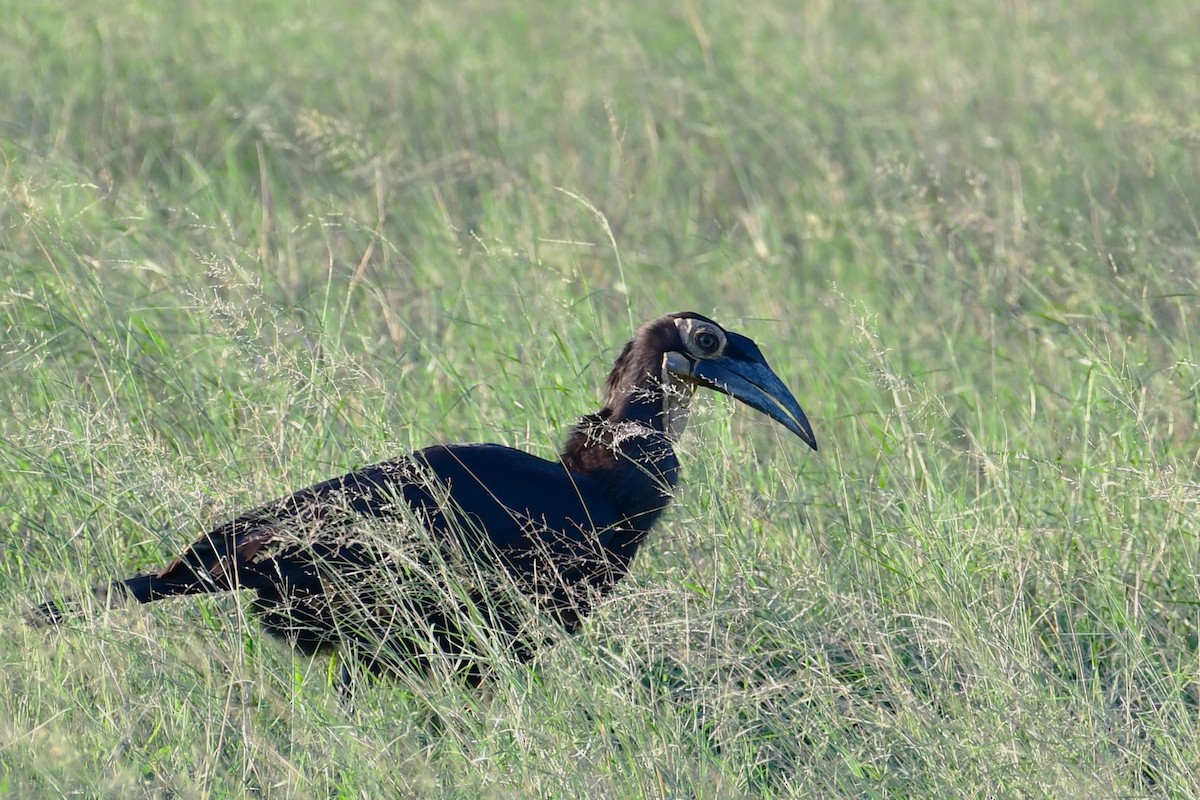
[{"x1": 26, "y1": 571, "x2": 213, "y2": 627}]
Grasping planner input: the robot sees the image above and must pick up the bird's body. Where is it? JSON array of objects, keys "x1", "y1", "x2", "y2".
[
  {"x1": 122, "y1": 441, "x2": 670, "y2": 681},
  {"x1": 32, "y1": 313, "x2": 815, "y2": 684}
]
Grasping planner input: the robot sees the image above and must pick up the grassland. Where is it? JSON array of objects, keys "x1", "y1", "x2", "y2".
[{"x1": 2, "y1": 0, "x2": 1198, "y2": 796}]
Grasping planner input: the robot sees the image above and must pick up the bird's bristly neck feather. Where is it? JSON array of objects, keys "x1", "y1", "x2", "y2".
[{"x1": 559, "y1": 322, "x2": 686, "y2": 534}]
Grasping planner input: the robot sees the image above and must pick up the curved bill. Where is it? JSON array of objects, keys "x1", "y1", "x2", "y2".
[{"x1": 691, "y1": 332, "x2": 818, "y2": 450}]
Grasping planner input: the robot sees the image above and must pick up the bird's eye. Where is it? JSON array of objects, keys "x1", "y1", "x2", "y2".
[{"x1": 695, "y1": 330, "x2": 718, "y2": 353}]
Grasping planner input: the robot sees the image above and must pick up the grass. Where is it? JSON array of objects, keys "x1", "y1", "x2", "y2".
[{"x1": 2, "y1": 0, "x2": 1198, "y2": 795}]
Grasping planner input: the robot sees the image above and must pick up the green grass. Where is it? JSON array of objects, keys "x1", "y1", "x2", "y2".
[{"x1": 2, "y1": 0, "x2": 1199, "y2": 795}]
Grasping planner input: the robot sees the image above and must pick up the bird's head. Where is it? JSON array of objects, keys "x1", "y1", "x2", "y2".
[{"x1": 604, "y1": 312, "x2": 817, "y2": 450}]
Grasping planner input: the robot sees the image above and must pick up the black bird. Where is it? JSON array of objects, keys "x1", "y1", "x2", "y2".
[{"x1": 32, "y1": 312, "x2": 816, "y2": 684}]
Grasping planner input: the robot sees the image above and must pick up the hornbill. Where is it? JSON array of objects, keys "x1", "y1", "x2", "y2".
[{"x1": 31, "y1": 312, "x2": 817, "y2": 685}]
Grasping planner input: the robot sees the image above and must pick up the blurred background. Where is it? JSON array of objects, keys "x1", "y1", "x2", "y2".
[{"x1": 2, "y1": 0, "x2": 1198, "y2": 796}]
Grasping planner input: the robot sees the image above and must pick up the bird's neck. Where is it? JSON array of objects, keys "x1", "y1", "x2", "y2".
[
  {"x1": 559, "y1": 359, "x2": 692, "y2": 533},
  {"x1": 561, "y1": 354, "x2": 695, "y2": 458}
]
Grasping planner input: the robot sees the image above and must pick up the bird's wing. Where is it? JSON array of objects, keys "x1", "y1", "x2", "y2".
[
  {"x1": 417, "y1": 444, "x2": 624, "y2": 543},
  {"x1": 406, "y1": 444, "x2": 632, "y2": 631},
  {"x1": 413, "y1": 443, "x2": 634, "y2": 591}
]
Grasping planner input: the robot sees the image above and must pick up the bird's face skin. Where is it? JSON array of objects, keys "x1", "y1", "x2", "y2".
[{"x1": 662, "y1": 313, "x2": 818, "y2": 450}]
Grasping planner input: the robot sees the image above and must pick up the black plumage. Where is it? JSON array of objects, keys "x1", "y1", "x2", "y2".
[{"x1": 31, "y1": 312, "x2": 816, "y2": 684}]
